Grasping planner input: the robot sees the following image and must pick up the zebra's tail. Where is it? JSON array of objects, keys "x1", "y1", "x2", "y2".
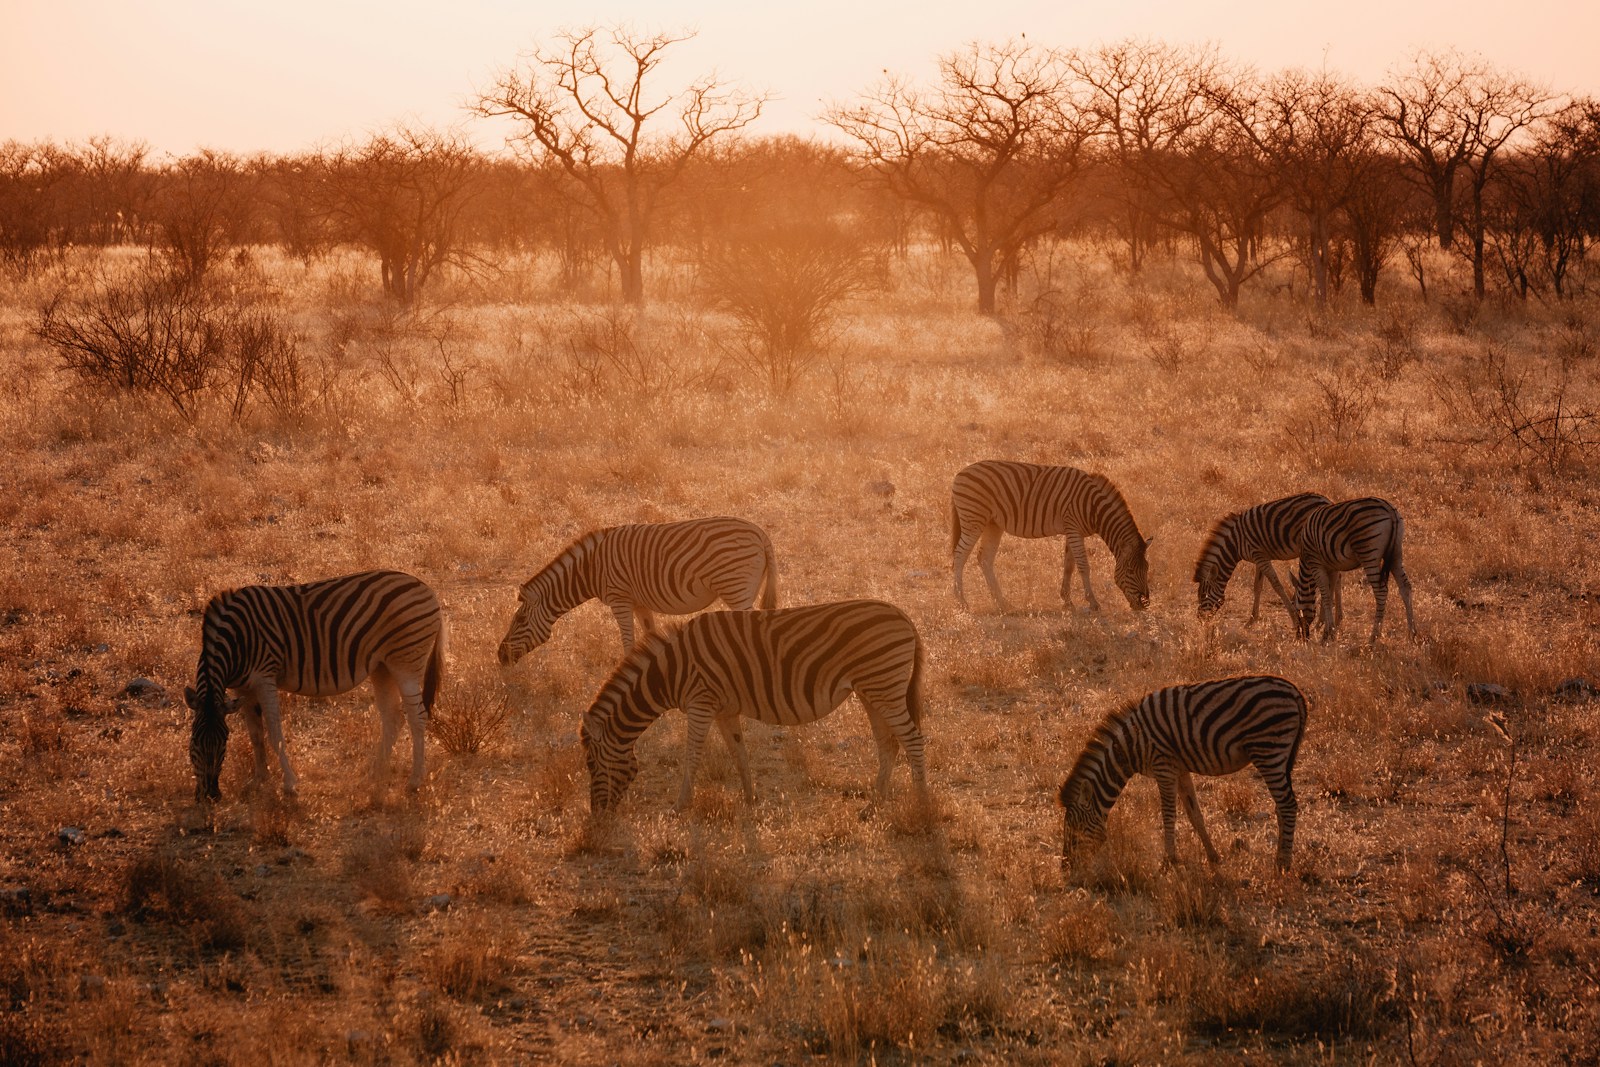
[
  {"x1": 422, "y1": 620, "x2": 446, "y2": 721},
  {"x1": 907, "y1": 634, "x2": 926, "y2": 727},
  {"x1": 759, "y1": 534, "x2": 779, "y2": 609}
]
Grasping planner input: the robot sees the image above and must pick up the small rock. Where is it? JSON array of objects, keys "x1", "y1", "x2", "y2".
[
  {"x1": 707, "y1": 1018, "x2": 735, "y2": 1034},
  {"x1": 58, "y1": 827, "x2": 86, "y2": 847},
  {"x1": 254, "y1": 865, "x2": 271, "y2": 878},
  {"x1": 107, "y1": 920, "x2": 126, "y2": 937},
  {"x1": 1554, "y1": 678, "x2": 1600, "y2": 704},
  {"x1": 424, "y1": 893, "x2": 453, "y2": 913},
  {"x1": 98, "y1": 827, "x2": 124, "y2": 839},
  {"x1": 865, "y1": 480, "x2": 895, "y2": 498},
  {"x1": 90, "y1": 643, "x2": 110, "y2": 654},
  {"x1": 1467, "y1": 683, "x2": 1511, "y2": 706},
  {"x1": 122, "y1": 678, "x2": 165, "y2": 700},
  {"x1": 345, "y1": 1030, "x2": 373, "y2": 1050},
  {"x1": 78, "y1": 974, "x2": 107, "y2": 999},
  {"x1": 905, "y1": 570, "x2": 933, "y2": 580},
  {"x1": 1420, "y1": 680, "x2": 1452, "y2": 700},
  {"x1": 0, "y1": 887, "x2": 32, "y2": 916}
]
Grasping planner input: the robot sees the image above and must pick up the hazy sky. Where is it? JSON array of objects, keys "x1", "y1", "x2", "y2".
[{"x1": 4, "y1": 0, "x2": 1597, "y2": 155}]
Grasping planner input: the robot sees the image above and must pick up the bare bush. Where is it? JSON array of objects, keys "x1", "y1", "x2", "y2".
[
  {"x1": 700, "y1": 225, "x2": 875, "y2": 393},
  {"x1": 427, "y1": 672, "x2": 509, "y2": 756},
  {"x1": 557, "y1": 306, "x2": 722, "y2": 402},
  {"x1": 1436, "y1": 345, "x2": 1599, "y2": 472},
  {"x1": 1014, "y1": 287, "x2": 1102, "y2": 363},
  {"x1": 1367, "y1": 313, "x2": 1420, "y2": 382}
]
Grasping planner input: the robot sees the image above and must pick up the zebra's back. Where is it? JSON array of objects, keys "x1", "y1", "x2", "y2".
[
  {"x1": 952, "y1": 460, "x2": 1115, "y2": 539},
  {"x1": 208, "y1": 570, "x2": 442, "y2": 696},
  {"x1": 1300, "y1": 497, "x2": 1400, "y2": 568},
  {"x1": 1132, "y1": 675, "x2": 1307, "y2": 776},
  {"x1": 595, "y1": 517, "x2": 775, "y2": 612}
]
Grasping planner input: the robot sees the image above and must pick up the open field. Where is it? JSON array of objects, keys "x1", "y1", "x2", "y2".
[{"x1": 1, "y1": 244, "x2": 1598, "y2": 1065}]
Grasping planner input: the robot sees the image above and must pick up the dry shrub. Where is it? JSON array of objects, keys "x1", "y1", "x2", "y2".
[
  {"x1": 425, "y1": 914, "x2": 519, "y2": 1000},
  {"x1": 427, "y1": 670, "x2": 509, "y2": 755},
  {"x1": 0, "y1": 1012, "x2": 64, "y2": 1067},
  {"x1": 1039, "y1": 891, "x2": 1119, "y2": 965},
  {"x1": 122, "y1": 851, "x2": 247, "y2": 953},
  {"x1": 1187, "y1": 947, "x2": 1395, "y2": 1041},
  {"x1": 1014, "y1": 287, "x2": 1102, "y2": 364}
]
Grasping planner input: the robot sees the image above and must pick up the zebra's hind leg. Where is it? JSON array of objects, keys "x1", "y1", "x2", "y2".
[
  {"x1": 369, "y1": 668, "x2": 405, "y2": 788},
  {"x1": 1176, "y1": 769, "x2": 1221, "y2": 865},
  {"x1": 607, "y1": 601, "x2": 637, "y2": 653},
  {"x1": 951, "y1": 518, "x2": 979, "y2": 609},
  {"x1": 395, "y1": 673, "x2": 429, "y2": 792},
  {"x1": 1252, "y1": 756, "x2": 1298, "y2": 872},
  {"x1": 1065, "y1": 531, "x2": 1100, "y2": 612},
  {"x1": 716, "y1": 715, "x2": 755, "y2": 803},
  {"x1": 1258, "y1": 561, "x2": 1297, "y2": 628},
  {"x1": 1365, "y1": 563, "x2": 1390, "y2": 645}
]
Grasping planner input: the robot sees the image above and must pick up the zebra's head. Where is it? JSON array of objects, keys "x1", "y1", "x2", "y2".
[
  {"x1": 1058, "y1": 775, "x2": 1108, "y2": 869},
  {"x1": 1193, "y1": 561, "x2": 1227, "y2": 617},
  {"x1": 580, "y1": 713, "x2": 639, "y2": 813},
  {"x1": 1114, "y1": 536, "x2": 1153, "y2": 611},
  {"x1": 185, "y1": 684, "x2": 231, "y2": 803},
  {"x1": 498, "y1": 587, "x2": 557, "y2": 667}
]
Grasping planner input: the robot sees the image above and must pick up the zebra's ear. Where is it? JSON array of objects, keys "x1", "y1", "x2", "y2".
[
  {"x1": 1145, "y1": 536, "x2": 1155, "y2": 548},
  {"x1": 184, "y1": 686, "x2": 199, "y2": 712}
]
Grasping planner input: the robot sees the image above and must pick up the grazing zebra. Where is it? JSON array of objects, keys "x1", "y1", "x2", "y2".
[
  {"x1": 1059, "y1": 675, "x2": 1307, "y2": 872},
  {"x1": 950, "y1": 460, "x2": 1152, "y2": 613},
  {"x1": 498, "y1": 516, "x2": 778, "y2": 662},
  {"x1": 1292, "y1": 497, "x2": 1417, "y2": 644},
  {"x1": 185, "y1": 570, "x2": 444, "y2": 802},
  {"x1": 1193, "y1": 492, "x2": 1335, "y2": 625},
  {"x1": 580, "y1": 599, "x2": 927, "y2": 813}
]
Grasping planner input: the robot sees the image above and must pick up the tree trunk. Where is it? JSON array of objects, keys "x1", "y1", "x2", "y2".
[
  {"x1": 616, "y1": 246, "x2": 645, "y2": 305},
  {"x1": 1433, "y1": 163, "x2": 1457, "y2": 250},
  {"x1": 974, "y1": 254, "x2": 997, "y2": 316}
]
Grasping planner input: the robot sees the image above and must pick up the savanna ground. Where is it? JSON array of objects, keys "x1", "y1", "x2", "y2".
[{"x1": 1, "y1": 242, "x2": 1598, "y2": 1065}]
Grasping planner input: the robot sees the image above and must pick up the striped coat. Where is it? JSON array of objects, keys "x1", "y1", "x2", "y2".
[
  {"x1": 498, "y1": 516, "x2": 778, "y2": 661},
  {"x1": 185, "y1": 570, "x2": 444, "y2": 802},
  {"x1": 950, "y1": 460, "x2": 1152, "y2": 613},
  {"x1": 580, "y1": 599, "x2": 927, "y2": 812},
  {"x1": 1059, "y1": 676, "x2": 1307, "y2": 872},
  {"x1": 1193, "y1": 492, "x2": 1332, "y2": 625},
  {"x1": 1292, "y1": 497, "x2": 1417, "y2": 644}
]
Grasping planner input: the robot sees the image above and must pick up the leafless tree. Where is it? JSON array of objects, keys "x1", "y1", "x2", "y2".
[
  {"x1": 149, "y1": 150, "x2": 256, "y2": 286},
  {"x1": 1221, "y1": 71, "x2": 1375, "y2": 307},
  {"x1": 472, "y1": 26, "x2": 766, "y2": 305},
  {"x1": 1378, "y1": 51, "x2": 1562, "y2": 297},
  {"x1": 314, "y1": 127, "x2": 484, "y2": 304},
  {"x1": 1492, "y1": 100, "x2": 1599, "y2": 299},
  {"x1": 827, "y1": 40, "x2": 1096, "y2": 315}
]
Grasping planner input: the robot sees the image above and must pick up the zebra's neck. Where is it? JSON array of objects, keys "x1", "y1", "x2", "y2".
[
  {"x1": 1071, "y1": 714, "x2": 1144, "y2": 824},
  {"x1": 1093, "y1": 495, "x2": 1146, "y2": 564},
  {"x1": 590, "y1": 634, "x2": 677, "y2": 746},
  {"x1": 531, "y1": 533, "x2": 602, "y2": 613},
  {"x1": 1197, "y1": 520, "x2": 1243, "y2": 583}
]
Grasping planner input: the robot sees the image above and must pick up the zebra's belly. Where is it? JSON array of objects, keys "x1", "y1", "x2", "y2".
[
  {"x1": 270, "y1": 670, "x2": 370, "y2": 699},
  {"x1": 729, "y1": 681, "x2": 854, "y2": 726}
]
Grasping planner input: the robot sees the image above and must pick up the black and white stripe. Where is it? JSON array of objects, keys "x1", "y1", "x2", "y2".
[
  {"x1": 498, "y1": 516, "x2": 778, "y2": 661},
  {"x1": 950, "y1": 460, "x2": 1152, "y2": 612},
  {"x1": 580, "y1": 599, "x2": 927, "y2": 812},
  {"x1": 1292, "y1": 497, "x2": 1417, "y2": 644},
  {"x1": 1059, "y1": 675, "x2": 1307, "y2": 871},
  {"x1": 1193, "y1": 492, "x2": 1332, "y2": 625},
  {"x1": 186, "y1": 570, "x2": 444, "y2": 802}
]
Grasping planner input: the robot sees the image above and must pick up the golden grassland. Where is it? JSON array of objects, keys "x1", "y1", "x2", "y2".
[{"x1": 1, "y1": 244, "x2": 1597, "y2": 1065}]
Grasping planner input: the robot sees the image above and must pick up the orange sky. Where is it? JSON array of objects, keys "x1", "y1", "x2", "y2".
[{"x1": 4, "y1": 0, "x2": 1597, "y2": 155}]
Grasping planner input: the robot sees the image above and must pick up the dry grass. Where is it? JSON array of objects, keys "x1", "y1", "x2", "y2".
[{"x1": 0, "y1": 241, "x2": 1597, "y2": 1063}]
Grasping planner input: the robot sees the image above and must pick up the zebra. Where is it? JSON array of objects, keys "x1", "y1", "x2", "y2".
[
  {"x1": 498, "y1": 516, "x2": 778, "y2": 662},
  {"x1": 1291, "y1": 497, "x2": 1417, "y2": 644},
  {"x1": 1058, "y1": 675, "x2": 1307, "y2": 872},
  {"x1": 1193, "y1": 492, "x2": 1335, "y2": 626},
  {"x1": 950, "y1": 460, "x2": 1152, "y2": 613},
  {"x1": 185, "y1": 570, "x2": 444, "y2": 802},
  {"x1": 580, "y1": 599, "x2": 927, "y2": 813}
]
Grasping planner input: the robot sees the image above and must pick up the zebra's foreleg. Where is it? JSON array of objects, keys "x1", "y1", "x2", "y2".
[
  {"x1": 1258, "y1": 561, "x2": 1297, "y2": 627},
  {"x1": 716, "y1": 715, "x2": 755, "y2": 802},
  {"x1": 1176, "y1": 769, "x2": 1221, "y2": 865},
  {"x1": 608, "y1": 601, "x2": 637, "y2": 652},
  {"x1": 677, "y1": 703, "x2": 716, "y2": 811},
  {"x1": 975, "y1": 524, "x2": 1010, "y2": 611},
  {"x1": 237, "y1": 695, "x2": 269, "y2": 793},
  {"x1": 1065, "y1": 531, "x2": 1100, "y2": 612},
  {"x1": 255, "y1": 687, "x2": 298, "y2": 797},
  {"x1": 1153, "y1": 764, "x2": 1181, "y2": 868}
]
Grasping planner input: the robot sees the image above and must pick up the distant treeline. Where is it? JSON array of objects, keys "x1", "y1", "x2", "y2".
[{"x1": 3, "y1": 35, "x2": 1598, "y2": 310}]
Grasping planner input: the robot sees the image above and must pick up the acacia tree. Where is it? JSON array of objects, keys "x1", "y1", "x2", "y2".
[
  {"x1": 1378, "y1": 51, "x2": 1561, "y2": 298},
  {"x1": 315, "y1": 127, "x2": 483, "y2": 304},
  {"x1": 827, "y1": 41, "x2": 1096, "y2": 315},
  {"x1": 472, "y1": 27, "x2": 765, "y2": 304},
  {"x1": 1221, "y1": 71, "x2": 1374, "y2": 307}
]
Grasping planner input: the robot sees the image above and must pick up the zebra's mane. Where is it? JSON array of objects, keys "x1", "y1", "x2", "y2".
[
  {"x1": 521, "y1": 529, "x2": 606, "y2": 594},
  {"x1": 1192, "y1": 511, "x2": 1242, "y2": 581},
  {"x1": 1058, "y1": 703, "x2": 1138, "y2": 806},
  {"x1": 1083, "y1": 474, "x2": 1146, "y2": 553}
]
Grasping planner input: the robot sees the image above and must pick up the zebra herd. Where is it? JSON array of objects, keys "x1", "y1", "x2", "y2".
[{"x1": 185, "y1": 459, "x2": 1419, "y2": 874}]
